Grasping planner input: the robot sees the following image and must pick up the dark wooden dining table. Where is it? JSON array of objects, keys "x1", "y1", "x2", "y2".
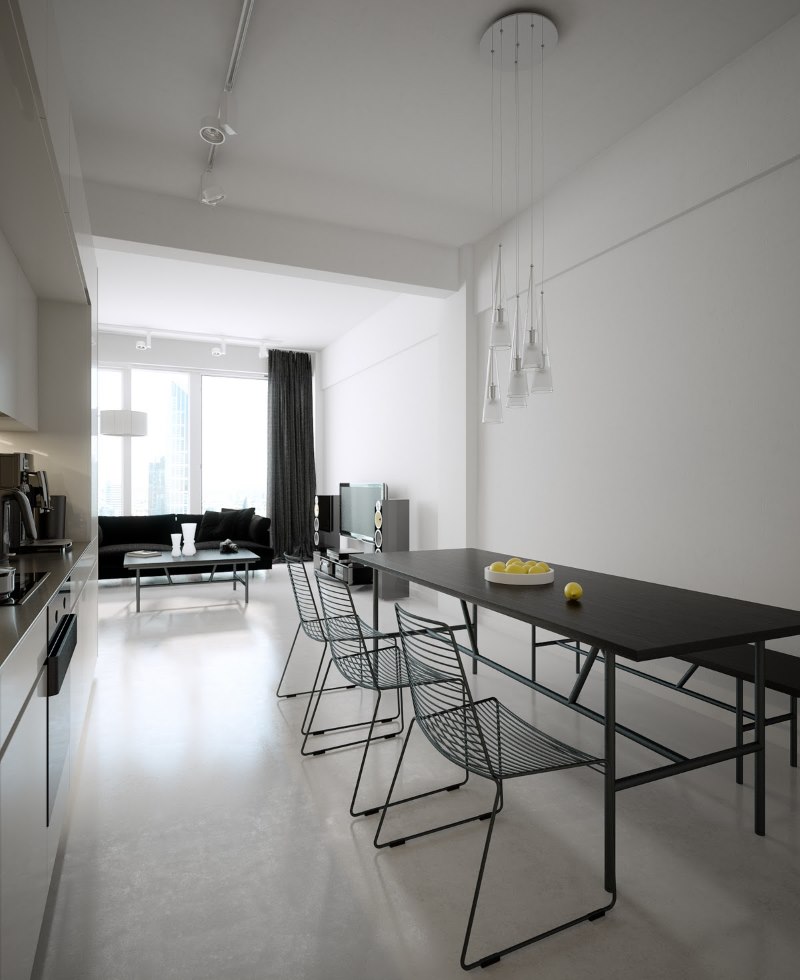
[{"x1": 354, "y1": 547, "x2": 800, "y2": 892}]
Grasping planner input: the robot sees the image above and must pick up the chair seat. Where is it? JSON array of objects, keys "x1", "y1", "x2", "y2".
[
  {"x1": 422, "y1": 696, "x2": 602, "y2": 780},
  {"x1": 334, "y1": 643, "x2": 409, "y2": 690}
]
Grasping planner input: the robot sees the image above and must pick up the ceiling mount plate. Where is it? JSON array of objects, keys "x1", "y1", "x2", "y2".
[{"x1": 479, "y1": 12, "x2": 558, "y2": 71}]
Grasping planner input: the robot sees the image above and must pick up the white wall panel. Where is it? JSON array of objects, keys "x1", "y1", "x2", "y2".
[{"x1": 470, "y1": 16, "x2": 800, "y2": 653}]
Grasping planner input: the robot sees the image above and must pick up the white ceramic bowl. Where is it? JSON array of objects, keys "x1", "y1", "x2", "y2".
[{"x1": 484, "y1": 565, "x2": 555, "y2": 586}]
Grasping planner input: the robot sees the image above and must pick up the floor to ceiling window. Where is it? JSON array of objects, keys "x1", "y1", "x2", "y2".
[
  {"x1": 98, "y1": 366, "x2": 268, "y2": 516},
  {"x1": 130, "y1": 370, "x2": 190, "y2": 514},
  {"x1": 201, "y1": 375, "x2": 268, "y2": 513}
]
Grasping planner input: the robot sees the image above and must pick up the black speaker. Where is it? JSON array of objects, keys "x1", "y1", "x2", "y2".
[
  {"x1": 373, "y1": 499, "x2": 409, "y2": 599},
  {"x1": 314, "y1": 494, "x2": 339, "y2": 551}
]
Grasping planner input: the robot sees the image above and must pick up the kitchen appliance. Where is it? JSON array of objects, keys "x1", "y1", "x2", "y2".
[
  {"x1": 0, "y1": 564, "x2": 15, "y2": 600},
  {"x1": 0, "y1": 487, "x2": 38, "y2": 562},
  {"x1": 0, "y1": 452, "x2": 70, "y2": 554},
  {"x1": 0, "y1": 452, "x2": 45, "y2": 549},
  {"x1": 46, "y1": 582, "x2": 77, "y2": 824},
  {"x1": 0, "y1": 569, "x2": 49, "y2": 606},
  {"x1": 39, "y1": 494, "x2": 67, "y2": 539}
]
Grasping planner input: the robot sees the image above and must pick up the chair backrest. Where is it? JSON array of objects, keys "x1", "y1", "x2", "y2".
[
  {"x1": 394, "y1": 603, "x2": 485, "y2": 771},
  {"x1": 313, "y1": 571, "x2": 368, "y2": 660},
  {"x1": 284, "y1": 554, "x2": 323, "y2": 638}
]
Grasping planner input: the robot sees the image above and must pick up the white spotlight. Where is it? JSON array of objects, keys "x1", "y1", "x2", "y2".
[
  {"x1": 199, "y1": 115, "x2": 226, "y2": 145},
  {"x1": 135, "y1": 332, "x2": 152, "y2": 351},
  {"x1": 200, "y1": 170, "x2": 225, "y2": 206},
  {"x1": 211, "y1": 341, "x2": 227, "y2": 358}
]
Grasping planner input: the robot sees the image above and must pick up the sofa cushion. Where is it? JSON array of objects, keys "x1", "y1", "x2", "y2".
[
  {"x1": 197, "y1": 510, "x2": 238, "y2": 542},
  {"x1": 97, "y1": 514, "x2": 176, "y2": 548},
  {"x1": 249, "y1": 515, "x2": 271, "y2": 545},
  {"x1": 175, "y1": 514, "x2": 203, "y2": 527},
  {"x1": 222, "y1": 507, "x2": 256, "y2": 538}
]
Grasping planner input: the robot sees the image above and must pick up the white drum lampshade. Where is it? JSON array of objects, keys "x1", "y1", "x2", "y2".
[{"x1": 99, "y1": 410, "x2": 148, "y2": 437}]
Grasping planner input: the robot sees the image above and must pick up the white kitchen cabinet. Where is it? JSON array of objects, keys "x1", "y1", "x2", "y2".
[{"x1": 0, "y1": 614, "x2": 48, "y2": 980}]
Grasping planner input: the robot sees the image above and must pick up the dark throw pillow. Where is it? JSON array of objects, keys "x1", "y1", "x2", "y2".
[
  {"x1": 221, "y1": 507, "x2": 256, "y2": 539},
  {"x1": 197, "y1": 510, "x2": 238, "y2": 542}
]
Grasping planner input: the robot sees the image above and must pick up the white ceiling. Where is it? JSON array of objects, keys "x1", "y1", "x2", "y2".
[
  {"x1": 95, "y1": 247, "x2": 399, "y2": 349},
  {"x1": 55, "y1": 0, "x2": 800, "y2": 348}
]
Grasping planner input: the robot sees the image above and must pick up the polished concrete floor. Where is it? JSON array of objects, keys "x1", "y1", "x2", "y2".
[{"x1": 34, "y1": 565, "x2": 800, "y2": 980}]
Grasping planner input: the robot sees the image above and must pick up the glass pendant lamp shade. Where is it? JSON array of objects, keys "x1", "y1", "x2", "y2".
[
  {"x1": 482, "y1": 348, "x2": 503, "y2": 423},
  {"x1": 489, "y1": 244, "x2": 511, "y2": 349},
  {"x1": 530, "y1": 290, "x2": 553, "y2": 393},
  {"x1": 521, "y1": 266, "x2": 542, "y2": 371},
  {"x1": 530, "y1": 350, "x2": 553, "y2": 393},
  {"x1": 506, "y1": 300, "x2": 528, "y2": 407}
]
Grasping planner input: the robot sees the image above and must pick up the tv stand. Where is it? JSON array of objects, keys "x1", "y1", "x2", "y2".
[{"x1": 317, "y1": 552, "x2": 372, "y2": 586}]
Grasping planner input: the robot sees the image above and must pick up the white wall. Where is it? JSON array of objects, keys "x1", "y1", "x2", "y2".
[
  {"x1": 319, "y1": 291, "x2": 467, "y2": 554},
  {"x1": 0, "y1": 227, "x2": 38, "y2": 430},
  {"x1": 473, "y1": 16, "x2": 800, "y2": 649}
]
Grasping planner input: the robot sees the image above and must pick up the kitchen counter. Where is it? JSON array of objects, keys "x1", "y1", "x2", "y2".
[{"x1": 0, "y1": 541, "x2": 94, "y2": 672}]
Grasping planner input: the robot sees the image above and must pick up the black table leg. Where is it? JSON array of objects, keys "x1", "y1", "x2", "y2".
[
  {"x1": 604, "y1": 648, "x2": 616, "y2": 893},
  {"x1": 755, "y1": 640, "x2": 765, "y2": 836},
  {"x1": 471, "y1": 603, "x2": 478, "y2": 674},
  {"x1": 460, "y1": 601, "x2": 480, "y2": 675},
  {"x1": 735, "y1": 677, "x2": 744, "y2": 785},
  {"x1": 135, "y1": 569, "x2": 140, "y2": 612}
]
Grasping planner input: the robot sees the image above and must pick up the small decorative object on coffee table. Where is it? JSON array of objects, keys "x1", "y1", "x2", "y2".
[
  {"x1": 171, "y1": 533, "x2": 182, "y2": 556},
  {"x1": 181, "y1": 522, "x2": 197, "y2": 556},
  {"x1": 220, "y1": 538, "x2": 239, "y2": 554}
]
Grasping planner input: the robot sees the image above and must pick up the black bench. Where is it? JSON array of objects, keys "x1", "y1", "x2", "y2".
[{"x1": 676, "y1": 644, "x2": 798, "y2": 782}]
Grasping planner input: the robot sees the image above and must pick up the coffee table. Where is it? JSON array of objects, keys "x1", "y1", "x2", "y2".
[{"x1": 123, "y1": 548, "x2": 258, "y2": 612}]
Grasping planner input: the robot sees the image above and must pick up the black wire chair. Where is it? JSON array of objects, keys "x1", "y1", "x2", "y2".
[
  {"x1": 277, "y1": 555, "x2": 358, "y2": 736},
  {"x1": 376, "y1": 604, "x2": 615, "y2": 971},
  {"x1": 311, "y1": 571, "x2": 463, "y2": 817}
]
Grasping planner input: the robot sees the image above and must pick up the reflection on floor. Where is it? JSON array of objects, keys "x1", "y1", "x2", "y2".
[{"x1": 34, "y1": 565, "x2": 800, "y2": 980}]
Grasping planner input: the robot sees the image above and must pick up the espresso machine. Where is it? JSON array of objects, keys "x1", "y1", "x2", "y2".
[{"x1": 0, "y1": 452, "x2": 70, "y2": 556}]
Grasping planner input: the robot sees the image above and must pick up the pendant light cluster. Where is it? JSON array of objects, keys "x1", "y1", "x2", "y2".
[{"x1": 481, "y1": 12, "x2": 557, "y2": 424}]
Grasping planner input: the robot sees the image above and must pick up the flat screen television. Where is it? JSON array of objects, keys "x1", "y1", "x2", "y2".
[{"x1": 339, "y1": 482, "x2": 387, "y2": 544}]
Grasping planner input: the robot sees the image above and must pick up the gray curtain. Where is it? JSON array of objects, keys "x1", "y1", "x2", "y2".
[{"x1": 267, "y1": 350, "x2": 316, "y2": 559}]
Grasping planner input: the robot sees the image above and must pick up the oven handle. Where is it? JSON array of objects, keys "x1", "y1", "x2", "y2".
[{"x1": 47, "y1": 614, "x2": 77, "y2": 697}]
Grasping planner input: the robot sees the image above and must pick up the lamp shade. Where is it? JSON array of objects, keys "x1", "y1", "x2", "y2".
[{"x1": 99, "y1": 410, "x2": 148, "y2": 437}]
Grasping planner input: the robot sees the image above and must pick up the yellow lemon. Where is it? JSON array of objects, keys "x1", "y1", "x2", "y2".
[
  {"x1": 522, "y1": 560, "x2": 538, "y2": 570},
  {"x1": 564, "y1": 582, "x2": 583, "y2": 601},
  {"x1": 530, "y1": 562, "x2": 550, "y2": 574},
  {"x1": 505, "y1": 557, "x2": 523, "y2": 568},
  {"x1": 489, "y1": 561, "x2": 506, "y2": 573},
  {"x1": 505, "y1": 563, "x2": 527, "y2": 574}
]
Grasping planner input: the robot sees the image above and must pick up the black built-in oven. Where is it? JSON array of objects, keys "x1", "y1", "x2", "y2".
[{"x1": 46, "y1": 582, "x2": 77, "y2": 824}]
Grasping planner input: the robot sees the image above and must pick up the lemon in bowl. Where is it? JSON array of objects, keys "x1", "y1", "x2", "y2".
[{"x1": 489, "y1": 560, "x2": 506, "y2": 573}]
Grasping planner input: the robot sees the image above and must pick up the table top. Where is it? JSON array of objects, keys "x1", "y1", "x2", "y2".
[
  {"x1": 123, "y1": 547, "x2": 258, "y2": 569},
  {"x1": 354, "y1": 549, "x2": 800, "y2": 662}
]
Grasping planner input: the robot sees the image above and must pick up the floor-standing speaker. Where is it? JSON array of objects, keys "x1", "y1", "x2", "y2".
[
  {"x1": 373, "y1": 498, "x2": 409, "y2": 599},
  {"x1": 314, "y1": 494, "x2": 339, "y2": 552}
]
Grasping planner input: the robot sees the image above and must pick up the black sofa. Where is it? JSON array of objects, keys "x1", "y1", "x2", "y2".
[{"x1": 97, "y1": 509, "x2": 274, "y2": 580}]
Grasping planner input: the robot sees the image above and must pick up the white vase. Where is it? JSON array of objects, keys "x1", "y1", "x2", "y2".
[
  {"x1": 171, "y1": 533, "x2": 182, "y2": 557},
  {"x1": 181, "y1": 522, "x2": 197, "y2": 556}
]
